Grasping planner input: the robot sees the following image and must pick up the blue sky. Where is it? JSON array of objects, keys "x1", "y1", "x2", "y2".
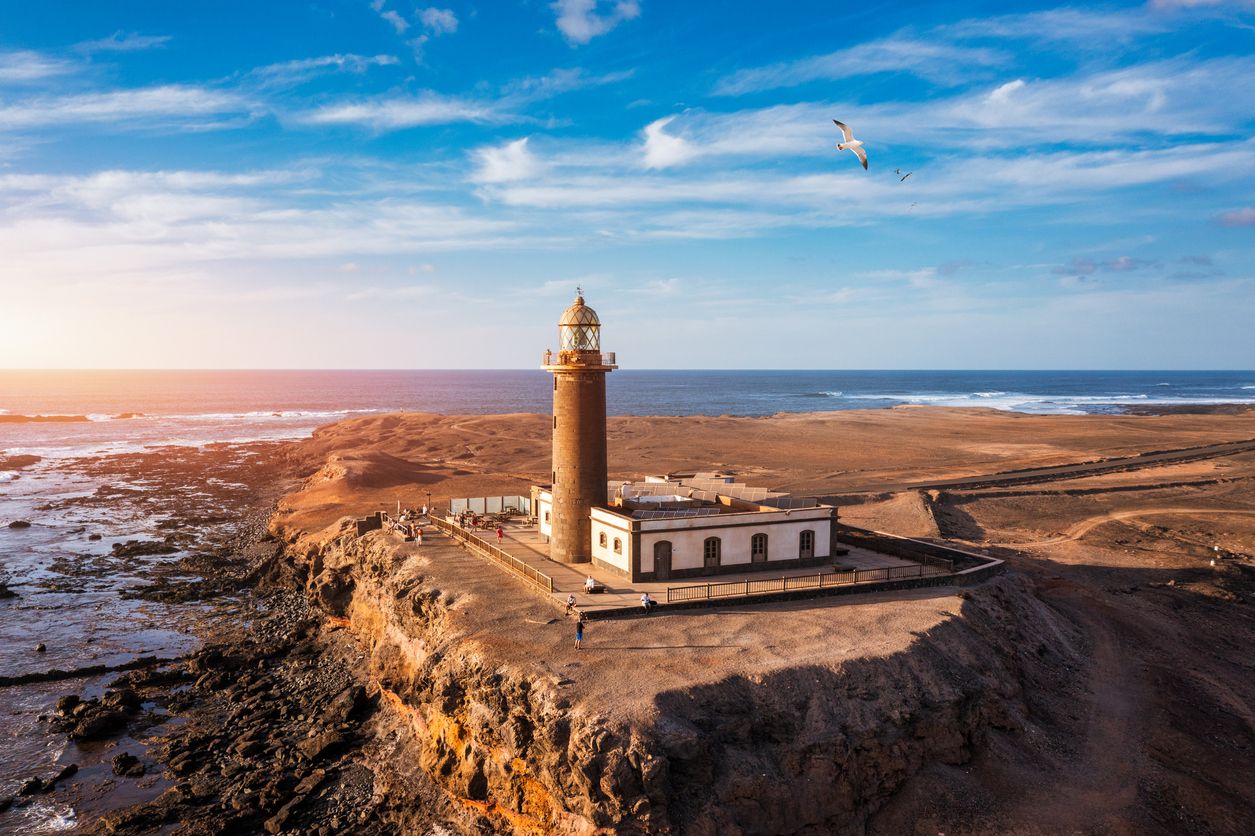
[{"x1": 0, "y1": 0, "x2": 1253, "y2": 369}]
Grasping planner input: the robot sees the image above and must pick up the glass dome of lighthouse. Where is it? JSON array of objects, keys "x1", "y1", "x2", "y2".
[{"x1": 558, "y1": 289, "x2": 601, "y2": 352}]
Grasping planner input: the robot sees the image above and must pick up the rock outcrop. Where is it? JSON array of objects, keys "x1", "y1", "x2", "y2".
[{"x1": 271, "y1": 520, "x2": 1083, "y2": 834}]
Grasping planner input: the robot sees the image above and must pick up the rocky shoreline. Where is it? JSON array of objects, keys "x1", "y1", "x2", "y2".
[{"x1": 1, "y1": 444, "x2": 1083, "y2": 835}]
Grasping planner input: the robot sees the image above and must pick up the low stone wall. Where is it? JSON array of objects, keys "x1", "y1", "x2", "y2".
[{"x1": 833, "y1": 524, "x2": 992, "y2": 571}]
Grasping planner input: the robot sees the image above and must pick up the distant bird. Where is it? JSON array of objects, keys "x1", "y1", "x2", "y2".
[
  {"x1": 832, "y1": 119, "x2": 867, "y2": 170},
  {"x1": 895, "y1": 168, "x2": 913, "y2": 182}
]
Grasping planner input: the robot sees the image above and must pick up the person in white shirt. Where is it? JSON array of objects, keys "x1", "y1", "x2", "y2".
[
  {"x1": 640, "y1": 592, "x2": 655, "y2": 614},
  {"x1": 584, "y1": 575, "x2": 596, "y2": 593}
]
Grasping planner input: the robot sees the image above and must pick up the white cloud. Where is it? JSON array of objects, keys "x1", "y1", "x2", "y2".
[
  {"x1": 1217, "y1": 206, "x2": 1255, "y2": 226},
  {"x1": 715, "y1": 37, "x2": 1006, "y2": 95},
  {"x1": 715, "y1": 8, "x2": 1182, "y2": 96},
  {"x1": 250, "y1": 53, "x2": 399, "y2": 87},
  {"x1": 939, "y1": 8, "x2": 1167, "y2": 42},
  {"x1": 300, "y1": 94, "x2": 502, "y2": 128},
  {"x1": 0, "y1": 85, "x2": 256, "y2": 131},
  {"x1": 642, "y1": 116, "x2": 697, "y2": 169},
  {"x1": 75, "y1": 31, "x2": 172, "y2": 53},
  {"x1": 419, "y1": 8, "x2": 459, "y2": 34},
  {"x1": 380, "y1": 9, "x2": 409, "y2": 33},
  {"x1": 472, "y1": 138, "x2": 544, "y2": 183},
  {"x1": 0, "y1": 50, "x2": 77, "y2": 83},
  {"x1": 503, "y1": 67, "x2": 635, "y2": 101},
  {"x1": 551, "y1": 0, "x2": 641, "y2": 45}
]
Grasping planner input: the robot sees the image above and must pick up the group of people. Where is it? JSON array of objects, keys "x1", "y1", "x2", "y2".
[{"x1": 563, "y1": 585, "x2": 657, "y2": 651}]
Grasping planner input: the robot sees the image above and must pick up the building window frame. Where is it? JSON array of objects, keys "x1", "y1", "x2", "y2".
[
  {"x1": 613, "y1": 537, "x2": 622, "y2": 554},
  {"x1": 703, "y1": 536, "x2": 721, "y2": 569},
  {"x1": 599, "y1": 532, "x2": 607, "y2": 548},
  {"x1": 799, "y1": 529, "x2": 815, "y2": 559},
  {"x1": 751, "y1": 532, "x2": 768, "y2": 563}
]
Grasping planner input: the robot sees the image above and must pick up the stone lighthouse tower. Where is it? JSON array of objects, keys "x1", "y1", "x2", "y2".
[{"x1": 542, "y1": 289, "x2": 616, "y2": 564}]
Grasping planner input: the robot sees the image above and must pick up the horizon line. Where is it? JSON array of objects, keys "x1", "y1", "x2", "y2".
[{"x1": 2, "y1": 368, "x2": 1254, "y2": 374}]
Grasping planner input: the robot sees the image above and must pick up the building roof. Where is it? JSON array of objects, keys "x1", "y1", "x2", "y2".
[{"x1": 559, "y1": 293, "x2": 600, "y2": 327}]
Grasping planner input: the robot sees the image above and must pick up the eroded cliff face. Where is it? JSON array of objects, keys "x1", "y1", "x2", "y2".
[{"x1": 273, "y1": 521, "x2": 1083, "y2": 835}]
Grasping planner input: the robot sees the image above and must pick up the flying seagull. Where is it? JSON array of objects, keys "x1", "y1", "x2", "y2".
[
  {"x1": 895, "y1": 168, "x2": 913, "y2": 182},
  {"x1": 832, "y1": 119, "x2": 867, "y2": 170}
]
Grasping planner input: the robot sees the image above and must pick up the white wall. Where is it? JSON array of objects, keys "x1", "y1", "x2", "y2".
[
  {"x1": 537, "y1": 494, "x2": 553, "y2": 539},
  {"x1": 639, "y1": 510, "x2": 831, "y2": 574},
  {"x1": 591, "y1": 508, "x2": 633, "y2": 573}
]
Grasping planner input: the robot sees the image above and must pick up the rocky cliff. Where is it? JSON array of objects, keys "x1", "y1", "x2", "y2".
[{"x1": 272, "y1": 517, "x2": 1083, "y2": 835}]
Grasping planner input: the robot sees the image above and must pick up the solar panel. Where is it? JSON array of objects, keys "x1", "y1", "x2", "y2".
[{"x1": 631, "y1": 508, "x2": 723, "y2": 520}]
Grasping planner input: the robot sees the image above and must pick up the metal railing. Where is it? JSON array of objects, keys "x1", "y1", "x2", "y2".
[
  {"x1": 541, "y1": 350, "x2": 616, "y2": 367},
  {"x1": 665, "y1": 563, "x2": 948, "y2": 604},
  {"x1": 425, "y1": 514, "x2": 554, "y2": 594}
]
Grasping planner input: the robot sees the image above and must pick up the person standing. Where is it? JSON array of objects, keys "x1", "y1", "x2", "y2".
[
  {"x1": 575, "y1": 615, "x2": 585, "y2": 650},
  {"x1": 496, "y1": 526, "x2": 505, "y2": 545},
  {"x1": 415, "y1": 527, "x2": 423, "y2": 546}
]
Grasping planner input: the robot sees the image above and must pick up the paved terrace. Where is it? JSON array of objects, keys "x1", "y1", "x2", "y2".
[{"x1": 489, "y1": 520, "x2": 926, "y2": 617}]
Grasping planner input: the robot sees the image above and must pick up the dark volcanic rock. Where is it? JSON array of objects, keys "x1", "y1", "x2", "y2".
[
  {"x1": 7, "y1": 520, "x2": 32, "y2": 529},
  {"x1": 71, "y1": 709, "x2": 129, "y2": 741},
  {"x1": 111, "y1": 539, "x2": 179, "y2": 557},
  {"x1": 112, "y1": 752, "x2": 146, "y2": 778}
]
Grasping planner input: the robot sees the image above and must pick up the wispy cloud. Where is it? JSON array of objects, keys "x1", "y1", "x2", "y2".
[
  {"x1": 75, "y1": 31, "x2": 172, "y2": 53},
  {"x1": 715, "y1": 37, "x2": 1005, "y2": 95},
  {"x1": 1217, "y1": 206, "x2": 1255, "y2": 226},
  {"x1": 1053, "y1": 255, "x2": 1160, "y2": 277},
  {"x1": 408, "y1": 5, "x2": 461, "y2": 59},
  {"x1": 298, "y1": 92, "x2": 503, "y2": 129},
  {"x1": 502, "y1": 67, "x2": 635, "y2": 101},
  {"x1": 370, "y1": 0, "x2": 410, "y2": 33},
  {"x1": 418, "y1": 8, "x2": 459, "y2": 35},
  {"x1": 938, "y1": 8, "x2": 1167, "y2": 42},
  {"x1": 0, "y1": 49, "x2": 77, "y2": 83},
  {"x1": 552, "y1": 0, "x2": 641, "y2": 45},
  {"x1": 249, "y1": 53, "x2": 398, "y2": 87},
  {"x1": 0, "y1": 85, "x2": 256, "y2": 131}
]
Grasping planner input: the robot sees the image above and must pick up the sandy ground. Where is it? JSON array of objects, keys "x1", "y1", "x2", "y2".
[{"x1": 275, "y1": 406, "x2": 1255, "y2": 834}]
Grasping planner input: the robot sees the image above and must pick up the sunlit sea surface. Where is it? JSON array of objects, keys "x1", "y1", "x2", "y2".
[{"x1": 3, "y1": 369, "x2": 1255, "y2": 461}]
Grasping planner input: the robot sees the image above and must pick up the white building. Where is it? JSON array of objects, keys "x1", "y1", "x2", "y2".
[{"x1": 535, "y1": 473, "x2": 838, "y2": 582}]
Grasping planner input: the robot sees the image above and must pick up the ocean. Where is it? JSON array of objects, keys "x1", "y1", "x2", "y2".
[{"x1": 3, "y1": 369, "x2": 1254, "y2": 461}]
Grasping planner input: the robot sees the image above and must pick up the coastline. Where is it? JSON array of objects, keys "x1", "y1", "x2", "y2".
[{"x1": 5, "y1": 404, "x2": 1255, "y2": 833}]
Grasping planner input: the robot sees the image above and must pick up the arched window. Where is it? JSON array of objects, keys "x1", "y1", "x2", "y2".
[
  {"x1": 599, "y1": 532, "x2": 607, "y2": 548},
  {"x1": 799, "y1": 529, "x2": 815, "y2": 559},
  {"x1": 703, "y1": 536, "x2": 721, "y2": 569},
  {"x1": 751, "y1": 533, "x2": 768, "y2": 563},
  {"x1": 613, "y1": 537, "x2": 622, "y2": 554}
]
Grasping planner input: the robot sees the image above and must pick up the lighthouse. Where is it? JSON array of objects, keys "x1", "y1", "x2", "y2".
[{"x1": 542, "y1": 289, "x2": 616, "y2": 564}]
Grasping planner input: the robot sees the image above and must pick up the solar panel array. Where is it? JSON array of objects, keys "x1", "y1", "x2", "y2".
[
  {"x1": 632, "y1": 508, "x2": 723, "y2": 520},
  {"x1": 759, "y1": 496, "x2": 820, "y2": 510}
]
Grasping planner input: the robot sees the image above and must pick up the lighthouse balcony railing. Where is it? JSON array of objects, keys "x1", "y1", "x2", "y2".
[{"x1": 542, "y1": 350, "x2": 616, "y2": 367}]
